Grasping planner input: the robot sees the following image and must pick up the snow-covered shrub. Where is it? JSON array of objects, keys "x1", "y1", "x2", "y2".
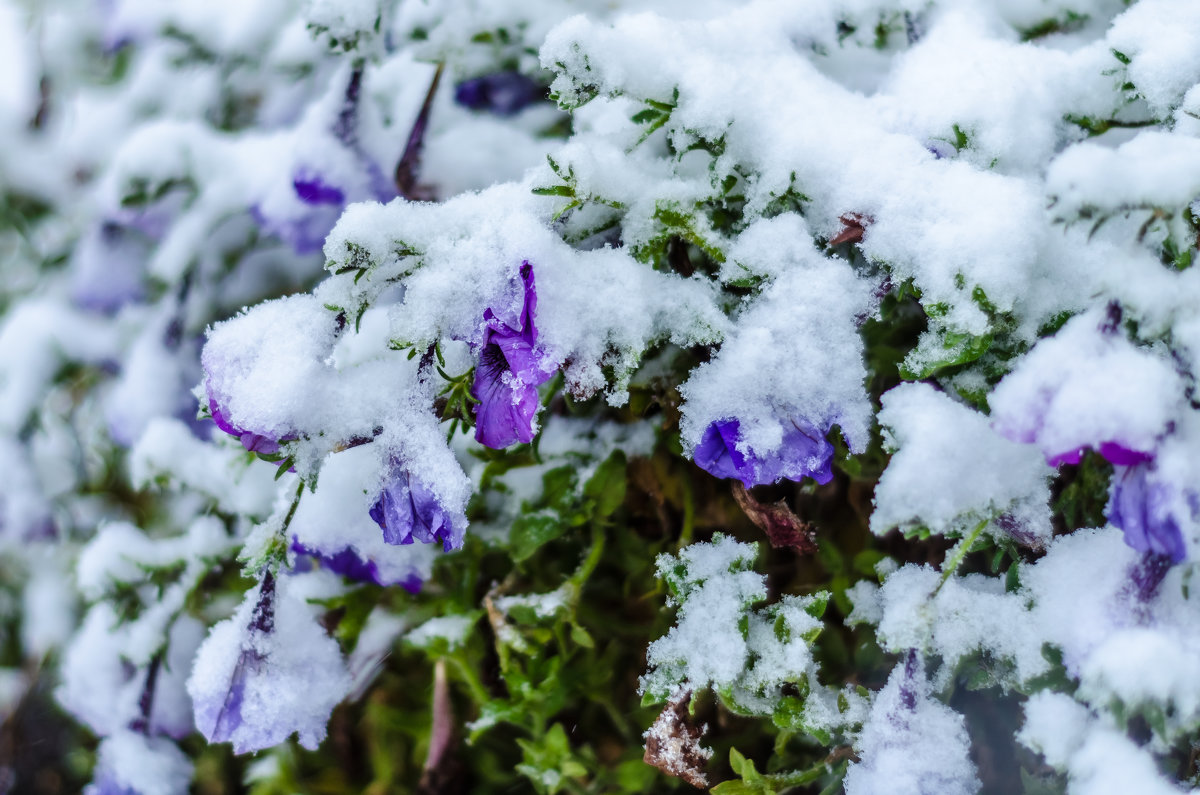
[{"x1": 2, "y1": 0, "x2": 1200, "y2": 791}]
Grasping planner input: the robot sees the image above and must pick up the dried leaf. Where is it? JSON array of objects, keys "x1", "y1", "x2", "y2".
[
  {"x1": 643, "y1": 690, "x2": 712, "y2": 789},
  {"x1": 732, "y1": 482, "x2": 817, "y2": 553},
  {"x1": 828, "y1": 213, "x2": 872, "y2": 246}
]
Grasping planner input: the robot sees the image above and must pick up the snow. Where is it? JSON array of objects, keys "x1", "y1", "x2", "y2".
[
  {"x1": 845, "y1": 654, "x2": 979, "y2": 795},
  {"x1": 874, "y1": 382, "x2": 1054, "y2": 543},
  {"x1": 187, "y1": 573, "x2": 352, "y2": 754}
]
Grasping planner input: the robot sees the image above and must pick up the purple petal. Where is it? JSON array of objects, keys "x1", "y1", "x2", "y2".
[
  {"x1": 471, "y1": 262, "x2": 551, "y2": 449},
  {"x1": 291, "y1": 538, "x2": 388, "y2": 586},
  {"x1": 1108, "y1": 464, "x2": 1186, "y2": 563},
  {"x1": 370, "y1": 468, "x2": 462, "y2": 552},
  {"x1": 694, "y1": 419, "x2": 753, "y2": 486},
  {"x1": 694, "y1": 417, "x2": 835, "y2": 487},
  {"x1": 454, "y1": 72, "x2": 542, "y2": 116},
  {"x1": 293, "y1": 174, "x2": 346, "y2": 206},
  {"x1": 1096, "y1": 441, "x2": 1154, "y2": 467}
]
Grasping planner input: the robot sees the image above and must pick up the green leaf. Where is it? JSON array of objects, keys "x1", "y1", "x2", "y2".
[
  {"x1": 510, "y1": 513, "x2": 569, "y2": 562},
  {"x1": 583, "y1": 451, "x2": 627, "y2": 518},
  {"x1": 532, "y1": 185, "x2": 576, "y2": 197}
]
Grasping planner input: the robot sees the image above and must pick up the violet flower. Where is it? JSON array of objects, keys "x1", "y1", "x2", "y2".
[
  {"x1": 205, "y1": 381, "x2": 292, "y2": 456},
  {"x1": 471, "y1": 262, "x2": 553, "y2": 449},
  {"x1": 290, "y1": 538, "x2": 423, "y2": 593},
  {"x1": 369, "y1": 467, "x2": 464, "y2": 552},
  {"x1": 694, "y1": 417, "x2": 834, "y2": 488},
  {"x1": 252, "y1": 68, "x2": 396, "y2": 254},
  {"x1": 455, "y1": 72, "x2": 543, "y2": 116},
  {"x1": 1108, "y1": 463, "x2": 1186, "y2": 564},
  {"x1": 188, "y1": 571, "x2": 351, "y2": 754}
]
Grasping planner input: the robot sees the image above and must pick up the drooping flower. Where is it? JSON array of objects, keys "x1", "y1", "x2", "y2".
[
  {"x1": 1108, "y1": 463, "x2": 1187, "y2": 564},
  {"x1": 693, "y1": 417, "x2": 834, "y2": 488},
  {"x1": 369, "y1": 467, "x2": 464, "y2": 552},
  {"x1": 454, "y1": 72, "x2": 543, "y2": 116},
  {"x1": 188, "y1": 572, "x2": 351, "y2": 755},
  {"x1": 471, "y1": 261, "x2": 553, "y2": 449}
]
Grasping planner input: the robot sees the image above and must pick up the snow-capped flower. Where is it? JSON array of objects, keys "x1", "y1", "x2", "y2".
[
  {"x1": 471, "y1": 261, "x2": 553, "y2": 449},
  {"x1": 1108, "y1": 463, "x2": 1187, "y2": 564},
  {"x1": 188, "y1": 572, "x2": 350, "y2": 755},
  {"x1": 454, "y1": 72, "x2": 543, "y2": 116},
  {"x1": 205, "y1": 381, "x2": 292, "y2": 456},
  {"x1": 693, "y1": 417, "x2": 834, "y2": 488},
  {"x1": 369, "y1": 466, "x2": 464, "y2": 552},
  {"x1": 990, "y1": 310, "x2": 1182, "y2": 468}
]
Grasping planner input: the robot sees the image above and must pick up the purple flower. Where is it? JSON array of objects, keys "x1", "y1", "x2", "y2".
[
  {"x1": 188, "y1": 571, "x2": 351, "y2": 754},
  {"x1": 370, "y1": 467, "x2": 464, "y2": 552},
  {"x1": 455, "y1": 72, "x2": 543, "y2": 116},
  {"x1": 204, "y1": 380, "x2": 294, "y2": 457},
  {"x1": 290, "y1": 538, "x2": 423, "y2": 592},
  {"x1": 471, "y1": 262, "x2": 553, "y2": 449},
  {"x1": 694, "y1": 417, "x2": 834, "y2": 488},
  {"x1": 1108, "y1": 463, "x2": 1186, "y2": 564}
]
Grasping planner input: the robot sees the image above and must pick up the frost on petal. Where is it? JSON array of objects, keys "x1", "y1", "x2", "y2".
[
  {"x1": 201, "y1": 294, "x2": 336, "y2": 450},
  {"x1": 682, "y1": 258, "x2": 873, "y2": 481},
  {"x1": 693, "y1": 417, "x2": 834, "y2": 488},
  {"x1": 471, "y1": 261, "x2": 553, "y2": 449},
  {"x1": 187, "y1": 572, "x2": 351, "y2": 754},
  {"x1": 845, "y1": 652, "x2": 979, "y2": 795},
  {"x1": 290, "y1": 445, "x2": 444, "y2": 587},
  {"x1": 369, "y1": 465, "x2": 465, "y2": 552},
  {"x1": 874, "y1": 382, "x2": 1053, "y2": 544}
]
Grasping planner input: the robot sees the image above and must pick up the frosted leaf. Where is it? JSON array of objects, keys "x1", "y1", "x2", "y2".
[
  {"x1": 1106, "y1": 0, "x2": 1200, "y2": 118},
  {"x1": 641, "y1": 535, "x2": 766, "y2": 699}
]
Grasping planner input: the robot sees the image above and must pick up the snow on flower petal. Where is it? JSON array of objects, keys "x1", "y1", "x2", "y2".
[
  {"x1": 990, "y1": 310, "x2": 1184, "y2": 467},
  {"x1": 471, "y1": 261, "x2": 554, "y2": 449},
  {"x1": 187, "y1": 572, "x2": 351, "y2": 754}
]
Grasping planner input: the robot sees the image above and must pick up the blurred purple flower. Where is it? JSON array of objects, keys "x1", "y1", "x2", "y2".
[
  {"x1": 1108, "y1": 463, "x2": 1186, "y2": 564},
  {"x1": 194, "y1": 573, "x2": 275, "y2": 750},
  {"x1": 369, "y1": 467, "x2": 464, "y2": 552},
  {"x1": 694, "y1": 417, "x2": 834, "y2": 488},
  {"x1": 471, "y1": 262, "x2": 553, "y2": 449},
  {"x1": 455, "y1": 72, "x2": 543, "y2": 116},
  {"x1": 290, "y1": 538, "x2": 423, "y2": 592},
  {"x1": 252, "y1": 69, "x2": 396, "y2": 254}
]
